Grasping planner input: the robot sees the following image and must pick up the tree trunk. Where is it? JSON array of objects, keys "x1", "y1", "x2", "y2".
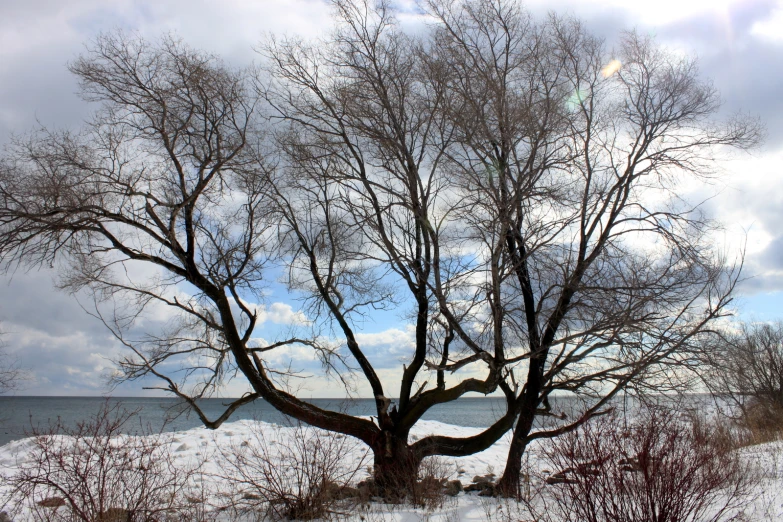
[
  {"x1": 496, "y1": 405, "x2": 536, "y2": 497},
  {"x1": 371, "y1": 431, "x2": 422, "y2": 499}
]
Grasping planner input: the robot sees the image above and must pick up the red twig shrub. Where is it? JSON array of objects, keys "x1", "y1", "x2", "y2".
[{"x1": 542, "y1": 406, "x2": 756, "y2": 522}]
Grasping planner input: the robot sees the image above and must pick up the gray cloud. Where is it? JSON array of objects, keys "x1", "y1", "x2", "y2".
[
  {"x1": 739, "y1": 228, "x2": 783, "y2": 295},
  {"x1": 0, "y1": 269, "x2": 161, "y2": 394},
  {"x1": 656, "y1": 1, "x2": 783, "y2": 148},
  {"x1": 1, "y1": 270, "x2": 103, "y2": 337},
  {"x1": 760, "y1": 235, "x2": 783, "y2": 267},
  {"x1": 1, "y1": 0, "x2": 782, "y2": 394},
  {"x1": 0, "y1": 0, "x2": 333, "y2": 146},
  {"x1": 643, "y1": 1, "x2": 783, "y2": 297}
]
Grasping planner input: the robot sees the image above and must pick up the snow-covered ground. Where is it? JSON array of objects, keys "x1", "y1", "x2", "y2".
[{"x1": 1, "y1": 419, "x2": 782, "y2": 521}]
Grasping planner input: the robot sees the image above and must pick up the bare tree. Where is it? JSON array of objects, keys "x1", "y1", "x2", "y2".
[
  {"x1": 703, "y1": 321, "x2": 783, "y2": 435},
  {"x1": 0, "y1": 33, "x2": 383, "y2": 439},
  {"x1": 261, "y1": 0, "x2": 760, "y2": 494},
  {"x1": 258, "y1": 0, "x2": 522, "y2": 493},
  {"x1": 421, "y1": 0, "x2": 761, "y2": 494},
  {"x1": 0, "y1": 0, "x2": 761, "y2": 497},
  {"x1": 0, "y1": 30, "x2": 436, "y2": 495}
]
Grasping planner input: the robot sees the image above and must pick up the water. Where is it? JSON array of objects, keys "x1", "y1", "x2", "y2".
[
  {"x1": 0, "y1": 396, "x2": 514, "y2": 447},
  {"x1": 0, "y1": 394, "x2": 719, "y2": 447}
]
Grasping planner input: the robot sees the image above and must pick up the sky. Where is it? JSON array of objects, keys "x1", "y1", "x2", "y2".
[{"x1": 1, "y1": 0, "x2": 782, "y2": 397}]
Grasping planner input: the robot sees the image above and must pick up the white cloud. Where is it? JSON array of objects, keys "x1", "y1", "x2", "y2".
[
  {"x1": 689, "y1": 147, "x2": 783, "y2": 294},
  {"x1": 604, "y1": 0, "x2": 737, "y2": 26},
  {"x1": 355, "y1": 325, "x2": 415, "y2": 352},
  {"x1": 751, "y1": 5, "x2": 783, "y2": 43},
  {"x1": 236, "y1": 300, "x2": 310, "y2": 328},
  {"x1": 262, "y1": 302, "x2": 309, "y2": 326}
]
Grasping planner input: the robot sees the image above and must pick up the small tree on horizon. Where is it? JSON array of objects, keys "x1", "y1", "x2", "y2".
[
  {"x1": 0, "y1": 0, "x2": 761, "y2": 496},
  {"x1": 702, "y1": 320, "x2": 783, "y2": 437}
]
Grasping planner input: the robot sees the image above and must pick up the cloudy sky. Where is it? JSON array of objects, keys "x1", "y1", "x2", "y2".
[{"x1": 1, "y1": 0, "x2": 782, "y2": 397}]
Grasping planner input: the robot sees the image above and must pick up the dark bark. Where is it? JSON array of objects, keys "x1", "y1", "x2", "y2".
[
  {"x1": 496, "y1": 427, "x2": 532, "y2": 497},
  {"x1": 497, "y1": 352, "x2": 547, "y2": 495},
  {"x1": 496, "y1": 399, "x2": 537, "y2": 496},
  {"x1": 371, "y1": 432, "x2": 421, "y2": 498}
]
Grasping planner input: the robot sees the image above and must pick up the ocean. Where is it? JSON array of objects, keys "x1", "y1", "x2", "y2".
[{"x1": 0, "y1": 396, "x2": 514, "y2": 447}]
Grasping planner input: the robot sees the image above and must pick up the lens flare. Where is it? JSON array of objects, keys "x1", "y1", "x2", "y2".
[
  {"x1": 601, "y1": 59, "x2": 622, "y2": 78},
  {"x1": 566, "y1": 88, "x2": 588, "y2": 110}
]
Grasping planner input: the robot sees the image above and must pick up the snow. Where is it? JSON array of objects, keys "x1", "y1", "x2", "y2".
[{"x1": 1, "y1": 419, "x2": 782, "y2": 521}]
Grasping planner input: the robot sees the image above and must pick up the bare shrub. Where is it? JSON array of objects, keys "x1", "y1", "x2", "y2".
[
  {"x1": 2, "y1": 401, "x2": 201, "y2": 522},
  {"x1": 410, "y1": 456, "x2": 452, "y2": 511},
  {"x1": 540, "y1": 406, "x2": 756, "y2": 522},
  {"x1": 214, "y1": 420, "x2": 370, "y2": 521}
]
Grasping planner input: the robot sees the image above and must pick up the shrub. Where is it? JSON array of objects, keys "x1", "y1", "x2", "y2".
[
  {"x1": 541, "y1": 405, "x2": 756, "y2": 522},
  {"x1": 410, "y1": 456, "x2": 453, "y2": 510},
  {"x1": 2, "y1": 401, "x2": 201, "y2": 522},
  {"x1": 214, "y1": 420, "x2": 369, "y2": 521}
]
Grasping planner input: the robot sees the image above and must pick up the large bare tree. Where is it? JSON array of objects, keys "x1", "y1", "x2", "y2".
[
  {"x1": 260, "y1": 0, "x2": 759, "y2": 494},
  {"x1": 0, "y1": 0, "x2": 760, "y2": 496}
]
